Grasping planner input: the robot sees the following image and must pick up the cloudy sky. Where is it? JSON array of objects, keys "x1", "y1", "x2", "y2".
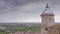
[{"x1": 0, "y1": 0, "x2": 60, "y2": 23}]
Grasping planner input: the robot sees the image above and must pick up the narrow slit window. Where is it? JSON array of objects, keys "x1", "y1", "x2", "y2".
[{"x1": 45, "y1": 28, "x2": 48, "y2": 30}]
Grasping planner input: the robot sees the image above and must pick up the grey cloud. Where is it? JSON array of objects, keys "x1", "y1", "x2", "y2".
[
  {"x1": 0, "y1": 0, "x2": 60, "y2": 14},
  {"x1": 0, "y1": 0, "x2": 60, "y2": 6},
  {"x1": 0, "y1": 0, "x2": 41, "y2": 6},
  {"x1": 0, "y1": 0, "x2": 60, "y2": 22}
]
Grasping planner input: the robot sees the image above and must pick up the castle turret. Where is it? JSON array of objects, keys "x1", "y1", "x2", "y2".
[{"x1": 41, "y1": 4, "x2": 55, "y2": 34}]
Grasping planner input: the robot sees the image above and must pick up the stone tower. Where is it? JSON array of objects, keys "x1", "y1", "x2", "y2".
[{"x1": 41, "y1": 4, "x2": 55, "y2": 34}]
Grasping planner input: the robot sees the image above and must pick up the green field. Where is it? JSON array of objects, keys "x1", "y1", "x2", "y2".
[
  {"x1": 0, "y1": 26, "x2": 41, "y2": 34},
  {"x1": 0, "y1": 32, "x2": 8, "y2": 34},
  {"x1": 6, "y1": 26, "x2": 41, "y2": 31}
]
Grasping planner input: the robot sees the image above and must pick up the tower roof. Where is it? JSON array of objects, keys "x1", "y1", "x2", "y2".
[{"x1": 41, "y1": 4, "x2": 54, "y2": 16}]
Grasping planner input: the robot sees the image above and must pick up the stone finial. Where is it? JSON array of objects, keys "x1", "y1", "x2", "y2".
[{"x1": 46, "y1": 4, "x2": 49, "y2": 8}]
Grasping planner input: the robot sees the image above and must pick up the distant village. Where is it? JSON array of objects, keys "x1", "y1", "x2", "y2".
[
  {"x1": 0, "y1": 23, "x2": 41, "y2": 34},
  {"x1": 9, "y1": 30, "x2": 40, "y2": 34}
]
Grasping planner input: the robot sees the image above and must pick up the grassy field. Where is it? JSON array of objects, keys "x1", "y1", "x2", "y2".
[
  {"x1": 0, "y1": 26, "x2": 41, "y2": 30},
  {"x1": 0, "y1": 32, "x2": 8, "y2": 34},
  {"x1": 0, "y1": 26, "x2": 41, "y2": 34},
  {"x1": 6, "y1": 26, "x2": 41, "y2": 31}
]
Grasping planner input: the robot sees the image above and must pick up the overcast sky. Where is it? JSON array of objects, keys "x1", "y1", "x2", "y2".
[{"x1": 0, "y1": 0, "x2": 60, "y2": 23}]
